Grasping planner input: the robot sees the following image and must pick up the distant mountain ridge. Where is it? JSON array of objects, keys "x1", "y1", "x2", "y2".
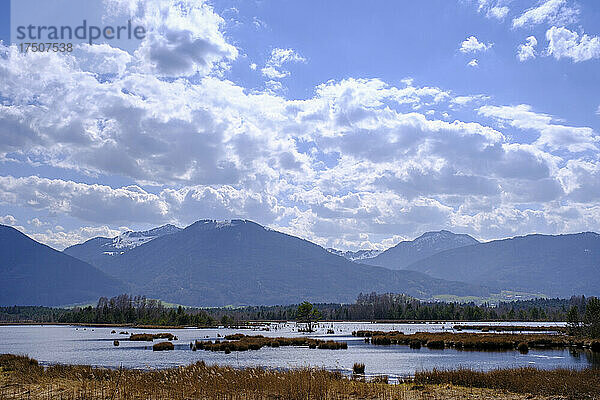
[
  {"x1": 64, "y1": 219, "x2": 489, "y2": 306},
  {"x1": 365, "y1": 230, "x2": 479, "y2": 269},
  {"x1": 405, "y1": 232, "x2": 600, "y2": 298},
  {"x1": 112, "y1": 224, "x2": 182, "y2": 251},
  {"x1": 327, "y1": 248, "x2": 382, "y2": 261},
  {"x1": 5, "y1": 219, "x2": 599, "y2": 306},
  {"x1": 0, "y1": 225, "x2": 126, "y2": 306},
  {"x1": 64, "y1": 224, "x2": 181, "y2": 269}
]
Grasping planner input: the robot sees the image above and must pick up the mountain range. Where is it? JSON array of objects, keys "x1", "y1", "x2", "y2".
[
  {"x1": 64, "y1": 224, "x2": 182, "y2": 272},
  {"x1": 2, "y1": 219, "x2": 599, "y2": 307},
  {"x1": 64, "y1": 220, "x2": 488, "y2": 306},
  {"x1": 403, "y1": 232, "x2": 600, "y2": 298}
]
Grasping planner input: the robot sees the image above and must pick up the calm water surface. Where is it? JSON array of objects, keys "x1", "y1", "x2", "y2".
[{"x1": 1, "y1": 322, "x2": 597, "y2": 381}]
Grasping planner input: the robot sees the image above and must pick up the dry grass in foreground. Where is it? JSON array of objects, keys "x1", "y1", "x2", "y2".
[
  {"x1": 1, "y1": 354, "x2": 597, "y2": 400},
  {"x1": 415, "y1": 367, "x2": 600, "y2": 399}
]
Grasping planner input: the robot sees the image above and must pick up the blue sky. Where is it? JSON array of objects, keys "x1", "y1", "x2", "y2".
[
  {"x1": 0, "y1": 0, "x2": 599, "y2": 250},
  {"x1": 217, "y1": 0, "x2": 600, "y2": 127}
]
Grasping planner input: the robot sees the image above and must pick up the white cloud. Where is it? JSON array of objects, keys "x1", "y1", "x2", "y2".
[
  {"x1": 0, "y1": 175, "x2": 283, "y2": 230},
  {"x1": 460, "y1": 36, "x2": 493, "y2": 53},
  {"x1": 1, "y1": 0, "x2": 600, "y2": 250},
  {"x1": 73, "y1": 44, "x2": 133, "y2": 76},
  {"x1": 512, "y1": 0, "x2": 579, "y2": 28},
  {"x1": 0, "y1": 176, "x2": 170, "y2": 224},
  {"x1": 261, "y1": 48, "x2": 306, "y2": 79},
  {"x1": 0, "y1": 215, "x2": 17, "y2": 226},
  {"x1": 477, "y1": 0, "x2": 510, "y2": 20},
  {"x1": 29, "y1": 225, "x2": 124, "y2": 251},
  {"x1": 28, "y1": 218, "x2": 44, "y2": 227},
  {"x1": 518, "y1": 36, "x2": 538, "y2": 61},
  {"x1": 558, "y1": 160, "x2": 600, "y2": 203},
  {"x1": 253, "y1": 17, "x2": 267, "y2": 30},
  {"x1": 0, "y1": 214, "x2": 25, "y2": 233},
  {"x1": 0, "y1": 40, "x2": 591, "y2": 249},
  {"x1": 478, "y1": 104, "x2": 599, "y2": 152},
  {"x1": 451, "y1": 95, "x2": 490, "y2": 107},
  {"x1": 126, "y1": 0, "x2": 238, "y2": 77},
  {"x1": 468, "y1": 59, "x2": 479, "y2": 67},
  {"x1": 546, "y1": 26, "x2": 600, "y2": 62},
  {"x1": 489, "y1": 6, "x2": 510, "y2": 20}
]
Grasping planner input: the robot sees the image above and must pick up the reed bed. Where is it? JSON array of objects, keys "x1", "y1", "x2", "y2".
[
  {"x1": 453, "y1": 325, "x2": 567, "y2": 333},
  {"x1": 129, "y1": 333, "x2": 176, "y2": 341},
  {"x1": 353, "y1": 330, "x2": 596, "y2": 351},
  {"x1": 352, "y1": 363, "x2": 365, "y2": 374},
  {"x1": 1, "y1": 354, "x2": 591, "y2": 399},
  {"x1": 0, "y1": 354, "x2": 400, "y2": 400},
  {"x1": 152, "y1": 341, "x2": 174, "y2": 351},
  {"x1": 194, "y1": 334, "x2": 347, "y2": 352},
  {"x1": 415, "y1": 367, "x2": 600, "y2": 398}
]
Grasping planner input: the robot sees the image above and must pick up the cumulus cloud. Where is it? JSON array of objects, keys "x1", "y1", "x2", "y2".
[
  {"x1": 546, "y1": 26, "x2": 600, "y2": 62},
  {"x1": 1, "y1": 0, "x2": 600, "y2": 250},
  {"x1": 0, "y1": 47, "x2": 307, "y2": 187},
  {"x1": 29, "y1": 225, "x2": 125, "y2": 251},
  {"x1": 122, "y1": 0, "x2": 238, "y2": 77},
  {"x1": 261, "y1": 48, "x2": 306, "y2": 79},
  {"x1": 478, "y1": 104, "x2": 598, "y2": 152},
  {"x1": 0, "y1": 176, "x2": 170, "y2": 224},
  {"x1": 0, "y1": 214, "x2": 25, "y2": 233},
  {"x1": 512, "y1": 0, "x2": 579, "y2": 28},
  {"x1": 28, "y1": 218, "x2": 44, "y2": 227},
  {"x1": 558, "y1": 160, "x2": 600, "y2": 203},
  {"x1": 460, "y1": 36, "x2": 493, "y2": 53},
  {"x1": 73, "y1": 44, "x2": 133, "y2": 75},
  {"x1": 468, "y1": 59, "x2": 479, "y2": 67},
  {"x1": 0, "y1": 175, "x2": 283, "y2": 230},
  {"x1": 0, "y1": 215, "x2": 17, "y2": 226},
  {"x1": 489, "y1": 6, "x2": 510, "y2": 20},
  {"x1": 476, "y1": 0, "x2": 510, "y2": 20},
  {"x1": 518, "y1": 36, "x2": 538, "y2": 61}
]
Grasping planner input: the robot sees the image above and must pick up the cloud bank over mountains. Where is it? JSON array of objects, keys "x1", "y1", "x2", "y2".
[{"x1": 0, "y1": 0, "x2": 599, "y2": 251}]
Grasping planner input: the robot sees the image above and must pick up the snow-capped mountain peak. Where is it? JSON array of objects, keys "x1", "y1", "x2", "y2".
[
  {"x1": 106, "y1": 224, "x2": 182, "y2": 252},
  {"x1": 327, "y1": 248, "x2": 382, "y2": 262},
  {"x1": 362, "y1": 230, "x2": 479, "y2": 270},
  {"x1": 411, "y1": 230, "x2": 478, "y2": 251}
]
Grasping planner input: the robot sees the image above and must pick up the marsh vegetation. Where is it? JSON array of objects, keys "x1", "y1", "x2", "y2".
[
  {"x1": 1, "y1": 354, "x2": 598, "y2": 399},
  {"x1": 129, "y1": 333, "x2": 176, "y2": 341},
  {"x1": 353, "y1": 330, "x2": 600, "y2": 351},
  {"x1": 193, "y1": 334, "x2": 347, "y2": 352}
]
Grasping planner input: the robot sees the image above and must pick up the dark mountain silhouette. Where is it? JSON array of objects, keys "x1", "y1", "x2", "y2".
[
  {"x1": 365, "y1": 230, "x2": 479, "y2": 269},
  {"x1": 0, "y1": 225, "x2": 126, "y2": 306},
  {"x1": 406, "y1": 232, "x2": 600, "y2": 297}
]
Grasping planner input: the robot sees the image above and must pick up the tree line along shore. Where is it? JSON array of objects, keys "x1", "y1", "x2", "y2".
[{"x1": 1, "y1": 293, "x2": 598, "y2": 327}]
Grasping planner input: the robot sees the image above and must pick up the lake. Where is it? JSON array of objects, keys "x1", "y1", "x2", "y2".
[{"x1": 1, "y1": 322, "x2": 597, "y2": 382}]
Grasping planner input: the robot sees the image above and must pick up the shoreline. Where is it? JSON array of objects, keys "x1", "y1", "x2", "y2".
[{"x1": 0, "y1": 320, "x2": 569, "y2": 328}]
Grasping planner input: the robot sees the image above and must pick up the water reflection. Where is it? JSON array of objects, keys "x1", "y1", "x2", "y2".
[{"x1": 570, "y1": 348, "x2": 600, "y2": 368}]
